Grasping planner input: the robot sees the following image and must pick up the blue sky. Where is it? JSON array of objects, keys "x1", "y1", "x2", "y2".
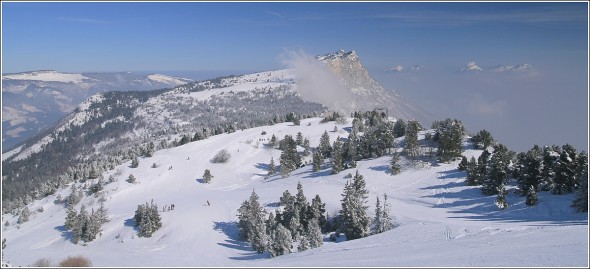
[{"x1": 1, "y1": 1, "x2": 588, "y2": 151}]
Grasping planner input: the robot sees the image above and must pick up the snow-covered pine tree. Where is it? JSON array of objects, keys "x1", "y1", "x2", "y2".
[
  {"x1": 65, "y1": 205, "x2": 78, "y2": 230},
  {"x1": 268, "y1": 157, "x2": 276, "y2": 176},
  {"x1": 96, "y1": 200, "x2": 109, "y2": 224},
  {"x1": 312, "y1": 150, "x2": 323, "y2": 172},
  {"x1": 131, "y1": 156, "x2": 139, "y2": 168},
  {"x1": 83, "y1": 209, "x2": 100, "y2": 242},
  {"x1": 339, "y1": 170, "x2": 370, "y2": 240},
  {"x1": 466, "y1": 156, "x2": 479, "y2": 186},
  {"x1": 381, "y1": 193, "x2": 394, "y2": 232},
  {"x1": 541, "y1": 145, "x2": 559, "y2": 191},
  {"x1": 476, "y1": 149, "x2": 491, "y2": 185},
  {"x1": 303, "y1": 139, "x2": 311, "y2": 156},
  {"x1": 390, "y1": 151, "x2": 401, "y2": 175},
  {"x1": 310, "y1": 195, "x2": 327, "y2": 232},
  {"x1": 268, "y1": 223, "x2": 292, "y2": 258},
  {"x1": 241, "y1": 190, "x2": 267, "y2": 253},
  {"x1": 553, "y1": 147, "x2": 576, "y2": 194},
  {"x1": 72, "y1": 205, "x2": 88, "y2": 244},
  {"x1": 393, "y1": 119, "x2": 406, "y2": 138},
  {"x1": 319, "y1": 130, "x2": 332, "y2": 158},
  {"x1": 495, "y1": 182, "x2": 508, "y2": 210},
  {"x1": 17, "y1": 206, "x2": 30, "y2": 224},
  {"x1": 523, "y1": 145, "x2": 543, "y2": 198},
  {"x1": 482, "y1": 144, "x2": 510, "y2": 196},
  {"x1": 372, "y1": 196, "x2": 383, "y2": 234},
  {"x1": 297, "y1": 235, "x2": 309, "y2": 252},
  {"x1": 296, "y1": 132, "x2": 304, "y2": 146},
  {"x1": 403, "y1": 120, "x2": 421, "y2": 159},
  {"x1": 344, "y1": 130, "x2": 358, "y2": 168},
  {"x1": 203, "y1": 169, "x2": 213, "y2": 183},
  {"x1": 269, "y1": 134, "x2": 278, "y2": 148},
  {"x1": 526, "y1": 184, "x2": 537, "y2": 206},
  {"x1": 458, "y1": 156, "x2": 468, "y2": 171},
  {"x1": 127, "y1": 174, "x2": 137, "y2": 184},
  {"x1": 571, "y1": 152, "x2": 588, "y2": 212},
  {"x1": 331, "y1": 137, "x2": 344, "y2": 174},
  {"x1": 306, "y1": 218, "x2": 323, "y2": 249}
]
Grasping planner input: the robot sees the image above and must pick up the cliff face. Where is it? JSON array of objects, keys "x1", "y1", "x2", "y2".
[{"x1": 316, "y1": 50, "x2": 432, "y2": 123}]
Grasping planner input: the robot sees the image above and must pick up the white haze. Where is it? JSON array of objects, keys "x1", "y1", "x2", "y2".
[{"x1": 278, "y1": 49, "x2": 358, "y2": 115}]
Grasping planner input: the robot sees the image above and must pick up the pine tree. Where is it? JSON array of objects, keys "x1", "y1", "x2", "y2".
[
  {"x1": 72, "y1": 205, "x2": 88, "y2": 244},
  {"x1": 312, "y1": 150, "x2": 323, "y2": 172},
  {"x1": 297, "y1": 235, "x2": 310, "y2": 252},
  {"x1": 17, "y1": 206, "x2": 30, "y2": 224},
  {"x1": 319, "y1": 131, "x2": 332, "y2": 158},
  {"x1": 296, "y1": 132, "x2": 304, "y2": 146},
  {"x1": 339, "y1": 171, "x2": 370, "y2": 240},
  {"x1": 96, "y1": 200, "x2": 109, "y2": 224},
  {"x1": 381, "y1": 193, "x2": 393, "y2": 232},
  {"x1": 310, "y1": 195, "x2": 327, "y2": 232},
  {"x1": 495, "y1": 182, "x2": 508, "y2": 210},
  {"x1": 303, "y1": 139, "x2": 311, "y2": 156},
  {"x1": 65, "y1": 205, "x2": 78, "y2": 230},
  {"x1": 268, "y1": 223, "x2": 292, "y2": 257},
  {"x1": 525, "y1": 184, "x2": 537, "y2": 206},
  {"x1": 306, "y1": 218, "x2": 324, "y2": 249},
  {"x1": 435, "y1": 118, "x2": 465, "y2": 162},
  {"x1": 482, "y1": 144, "x2": 509, "y2": 196},
  {"x1": 393, "y1": 119, "x2": 406, "y2": 138},
  {"x1": 83, "y1": 209, "x2": 100, "y2": 242},
  {"x1": 523, "y1": 145, "x2": 543, "y2": 197},
  {"x1": 239, "y1": 190, "x2": 267, "y2": 253},
  {"x1": 571, "y1": 152, "x2": 588, "y2": 212},
  {"x1": 203, "y1": 169, "x2": 213, "y2": 183},
  {"x1": 372, "y1": 196, "x2": 383, "y2": 234},
  {"x1": 127, "y1": 174, "x2": 137, "y2": 183},
  {"x1": 390, "y1": 152, "x2": 401, "y2": 175},
  {"x1": 541, "y1": 145, "x2": 559, "y2": 191},
  {"x1": 269, "y1": 134, "x2": 278, "y2": 149},
  {"x1": 476, "y1": 149, "x2": 491, "y2": 185},
  {"x1": 458, "y1": 156, "x2": 468, "y2": 171},
  {"x1": 280, "y1": 135, "x2": 301, "y2": 178},
  {"x1": 403, "y1": 120, "x2": 420, "y2": 159},
  {"x1": 466, "y1": 156, "x2": 479, "y2": 185},
  {"x1": 553, "y1": 149, "x2": 576, "y2": 194},
  {"x1": 268, "y1": 157, "x2": 276, "y2": 176},
  {"x1": 331, "y1": 137, "x2": 344, "y2": 174},
  {"x1": 131, "y1": 156, "x2": 139, "y2": 168},
  {"x1": 344, "y1": 130, "x2": 358, "y2": 168}
]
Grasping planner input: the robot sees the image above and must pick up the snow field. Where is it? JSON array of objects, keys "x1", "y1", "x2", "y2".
[{"x1": 1, "y1": 117, "x2": 587, "y2": 267}]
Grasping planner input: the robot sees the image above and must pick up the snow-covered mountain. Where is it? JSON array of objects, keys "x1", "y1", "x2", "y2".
[
  {"x1": 2, "y1": 71, "x2": 193, "y2": 150},
  {"x1": 459, "y1": 61, "x2": 484, "y2": 72},
  {"x1": 1, "y1": 118, "x2": 586, "y2": 267},
  {"x1": 313, "y1": 50, "x2": 431, "y2": 123}
]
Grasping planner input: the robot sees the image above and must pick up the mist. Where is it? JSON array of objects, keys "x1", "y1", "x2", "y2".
[
  {"x1": 278, "y1": 49, "x2": 359, "y2": 115},
  {"x1": 372, "y1": 67, "x2": 588, "y2": 153}
]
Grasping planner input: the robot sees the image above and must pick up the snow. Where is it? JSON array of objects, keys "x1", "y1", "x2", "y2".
[
  {"x1": 460, "y1": 61, "x2": 483, "y2": 72},
  {"x1": 2, "y1": 70, "x2": 95, "y2": 84},
  {"x1": 2, "y1": 118, "x2": 587, "y2": 267},
  {"x1": 147, "y1": 74, "x2": 192, "y2": 85}
]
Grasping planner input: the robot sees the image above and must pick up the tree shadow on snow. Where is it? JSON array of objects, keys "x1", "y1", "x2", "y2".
[
  {"x1": 54, "y1": 225, "x2": 73, "y2": 242},
  {"x1": 195, "y1": 178, "x2": 206, "y2": 184},
  {"x1": 213, "y1": 221, "x2": 269, "y2": 260},
  {"x1": 124, "y1": 217, "x2": 140, "y2": 232},
  {"x1": 368, "y1": 165, "x2": 390, "y2": 174}
]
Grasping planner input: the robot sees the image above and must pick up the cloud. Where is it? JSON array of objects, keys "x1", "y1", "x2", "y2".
[
  {"x1": 57, "y1": 17, "x2": 111, "y2": 24},
  {"x1": 277, "y1": 49, "x2": 357, "y2": 114}
]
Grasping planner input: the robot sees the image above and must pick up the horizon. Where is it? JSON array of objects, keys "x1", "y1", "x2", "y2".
[{"x1": 1, "y1": 1, "x2": 588, "y2": 152}]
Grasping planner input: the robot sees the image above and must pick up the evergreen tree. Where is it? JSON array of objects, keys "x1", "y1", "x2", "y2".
[
  {"x1": 344, "y1": 130, "x2": 358, "y2": 168},
  {"x1": 458, "y1": 156, "x2": 468, "y2": 171},
  {"x1": 280, "y1": 135, "x2": 301, "y2": 177},
  {"x1": 238, "y1": 190, "x2": 267, "y2": 253},
  {"x1": 553, "y1": 148, "x2": 576, "y2": 194},
  {"x1": 67, "y1": 185, "x2": 82, "y2": 207},
  {"x1": 312, "y1": 150, "x2": 323, "y2": 172},
  {"x1": 72, "y1": 205, "x2": 88, "y2": 244},
  {"x1": 403, "y1": 120, "x2": 421, "y2": 159},
  {"x1": 571, "y1": 152, "x2": 588, "y2": 212},
  {"x1": 83, "y1": 209, "x2": 100, "y2": 242},
  {"x1": 381, "y1": 194, "x2": 394, "y2": 232},
  {"x1": 526, "y1": 185, "x2": 538, "y2": 206},
  {"x1": 393, "y1": 119, "x2": 406, "y2": 138},
  {"x1": 17, "y1": 206, "x2": 30, "y2": 224},
  {"x1": 319, "y1": 131, "x2": 332, "y2": 158},
  {"x1": 476, "y1": 149, "x2": 491, "y2": 185},
  {"x1": 297, "y1": 235, "x2": 310, "y2": 252},
  {"x1": 482, "y1": 144, "x2": 510, "y2": 196},
  {"x1": 310, "y1": 195, "x2": 327, "y2": 232},
  {"x1": 96, "y1": 200, "x2": 109, "y2": 224},
  {"x1": 495, "y1": 181, "x2": 508, "y2": 210},
  {"x1": 541, "y1": 145, "x2": 559, "y2": 191},
  {"x1": 435, "y1": 118, "x2": 465, "y2": 162},
  {"x1": 268, "y1": 157, "x2": 276, "y2": 176},
  {"x1": 331, "y1": 137, "x2": 344, "y2": 174},
  {"x1": 203, "y1": 169, "x2": 213, "y2": 183},
  {"x1": 127, "y1": 174, "x2": 137, "y2": 183},
  {"x1": 134, "y1": 200, "x2": 162, "y2": 238},
  {"x1": 466, "y1": 156, "x2": 479, "y2": 186},
  {"x1": 65, "y1": 205, "x2": 78, "y2": 230},
  {"x1": 296, "y1": 132, "x2": 304, "y2": 146},
  {"x1": 302, "y1": 139, "x2": 311, "y2": 156},
  {"x1": 237, "y1": 200, "x2": 252, "y2": 241},
  {"x1": 131, "y1": 156, "x2": 139, "y2": 168},
  {"x1": 522, "y1": 145, "x2": 543, "y2": 197},
  {"x1": 269, "y1": 134, "x2": 278, "y2": 149},
  {"x1": 306, "y1": 218, "x2": 324, "y2": 249},
  {"x1": 339, "y1": 171, "x2": 370, "y2": 240},
  {"x1": 372, "y1": 196, "x2": 383, "y2": 234},
  {"x1": 390, "y1": 151, "x2": 401, "y2": 175},
  {"x1": 268, "y1": 223, "x2": 292, "y2": 257},
  {"x1": 471, "y1": 129, "x2": 494, "y2": 149}
]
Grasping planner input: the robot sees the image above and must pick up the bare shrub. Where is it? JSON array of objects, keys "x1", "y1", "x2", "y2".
[
  {"x1": 58, "y1": 255, "x2": 92, "y2": 267},
  {"x1": 32, "y1": 258, "x2": 52, "y2": 267},
  {"x1": 211, "y1": 149, "x2": 231, "y2": 163}
]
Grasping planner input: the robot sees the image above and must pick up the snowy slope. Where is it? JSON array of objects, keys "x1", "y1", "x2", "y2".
[{"x1": 2, "y1": 118, "x2": 587, "y2": 267}]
